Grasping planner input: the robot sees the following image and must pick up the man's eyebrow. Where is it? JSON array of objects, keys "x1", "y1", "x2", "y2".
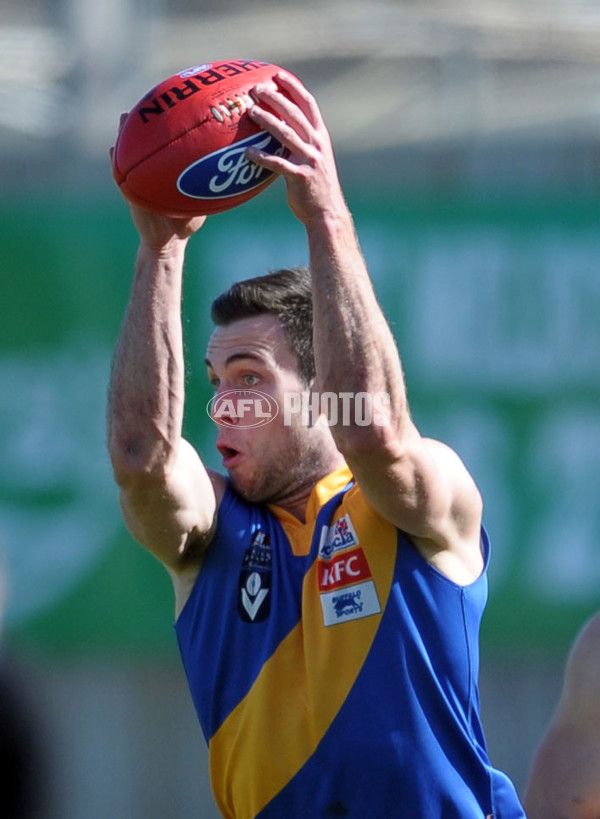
[{"x1": 204, "y1": 352, "x2": 267, "y2": 369}]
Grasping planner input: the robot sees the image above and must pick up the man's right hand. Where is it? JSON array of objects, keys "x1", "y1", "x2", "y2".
[
  {"x1": 110, "y1": 113, "x2": 207, "y2": 252},
  {"x1": 127, "y1": 201, "x2": 207, "y2": 253}
]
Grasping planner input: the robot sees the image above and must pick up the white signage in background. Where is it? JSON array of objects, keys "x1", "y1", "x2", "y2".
[
  {"x1": 405, "y1": 227, "x2": 600, "y2": 604},
  {"x1": 524, "y1": 409, "x2": 600, "y2": 602},
  {"x1": 0, "y1": 349, "x2": 118, "y2": 626},
  {"x1": 411, "y1": 229, "x2": 600, "y2": 389}
]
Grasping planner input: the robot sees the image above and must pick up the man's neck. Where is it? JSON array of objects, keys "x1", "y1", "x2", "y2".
[{"x1": 269, "y1": 453, "x2": 347, "y2": 523}]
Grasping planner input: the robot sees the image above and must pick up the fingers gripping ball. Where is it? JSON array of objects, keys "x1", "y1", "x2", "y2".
[{"x1": 112, "y1": 60, "x2": 294, "y2": 217}]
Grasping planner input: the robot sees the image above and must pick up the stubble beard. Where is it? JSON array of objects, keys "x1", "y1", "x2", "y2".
[{"x1": 229, "y1": 427, "x2": 334, "y2": 506}]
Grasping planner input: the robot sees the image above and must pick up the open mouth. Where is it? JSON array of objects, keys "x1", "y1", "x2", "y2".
[{"x1": 216, "y1": 443, "x2": 242, "y2": 467}]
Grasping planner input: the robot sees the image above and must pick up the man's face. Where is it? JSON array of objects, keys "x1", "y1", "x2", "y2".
[{"x1": 205, "y1": 314, "x2": 329, "y2": 504}]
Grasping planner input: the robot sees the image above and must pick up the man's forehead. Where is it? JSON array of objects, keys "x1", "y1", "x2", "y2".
[{"x1": 206, "y1": 315, "x2": 293, "y2": 367}]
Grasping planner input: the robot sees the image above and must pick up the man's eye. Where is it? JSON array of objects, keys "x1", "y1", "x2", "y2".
[
  {"x1": 210, "y1": 376, "x2": 220, "y2": 388},
  {"x1": 243, "y1": 374, "x2": 259, "y2": 386}
]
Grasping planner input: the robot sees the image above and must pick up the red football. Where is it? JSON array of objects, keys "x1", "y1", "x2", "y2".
[{"x1": 112, "y1": 59, "x2": 293, "y2": 217}]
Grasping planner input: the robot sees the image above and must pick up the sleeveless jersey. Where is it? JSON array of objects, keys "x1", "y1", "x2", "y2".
[{"x1": 175, "y1": 467, "x2": 525, "y2": 818}]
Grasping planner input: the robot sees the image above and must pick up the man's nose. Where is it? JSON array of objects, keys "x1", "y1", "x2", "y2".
[{"x1": 211, "y1": 388, "x2": 244, "y2": 426}]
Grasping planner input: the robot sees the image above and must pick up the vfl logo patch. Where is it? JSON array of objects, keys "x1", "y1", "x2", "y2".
[
  {"x1": 318, "y1": 514, "x2": 359, "y2": 559},
  {"x1": 318, "y1": 546, "x2": 381, "y2": 626},
  {"x1": 240, "y1": 572, "x2": 269, "y2": 622},
  {"x1": 177, "y1": 131, "x2": 286, "y2": 200},
  {"x1": 238, "y1": 529, "x2": 271, "y2": 623}
]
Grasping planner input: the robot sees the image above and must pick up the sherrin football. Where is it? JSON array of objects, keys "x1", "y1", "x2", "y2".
[{"x1": 112, "y1": 60, "x2": 293, "y2": 217}]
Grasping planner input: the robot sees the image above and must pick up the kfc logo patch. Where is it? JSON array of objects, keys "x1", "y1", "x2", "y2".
[{"x1": 318, "y1": 548, "x2": 371, "y2": 591}]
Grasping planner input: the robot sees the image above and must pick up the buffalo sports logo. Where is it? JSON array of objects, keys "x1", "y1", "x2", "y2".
[{"x1": 317, "y1": 516, "x2": 381, "y2": 626}]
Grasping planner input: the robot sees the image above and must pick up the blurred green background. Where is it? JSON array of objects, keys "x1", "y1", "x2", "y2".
[
  {"x1": 4, "y1": 190, "x2": 600, "y2": 657},
  {"x1": 2, "y1": 1, "x2": 600, "y2": 816}
]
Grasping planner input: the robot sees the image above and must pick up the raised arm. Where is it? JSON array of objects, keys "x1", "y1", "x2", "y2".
[
  {"x1": 107, "y1": 196, "x2": 225, "y2": 604},
  {"x1": 524, "y1": 613, "x2": 600, "y2": 818},
  {"x1": 247, "y1": 74, "x2": 482, "y2": 584}
]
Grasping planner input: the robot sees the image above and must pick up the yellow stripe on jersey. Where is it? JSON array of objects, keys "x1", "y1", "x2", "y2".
[{"x1": 209, "y1": 481, "x2": 397, "y2": 819}]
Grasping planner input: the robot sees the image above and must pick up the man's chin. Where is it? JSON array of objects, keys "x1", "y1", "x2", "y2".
[{"x1": 228, "y1": 473, "x2": 269, "y2": 504}]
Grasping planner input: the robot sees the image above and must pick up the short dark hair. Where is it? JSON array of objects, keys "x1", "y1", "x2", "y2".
[{"x1": 210, "y1": 266, "x2": 315, "y2": 384}]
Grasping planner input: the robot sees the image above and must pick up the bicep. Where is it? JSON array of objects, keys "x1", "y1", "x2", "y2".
[
  {"x1": 119, "y1": 437, "x2": 225, "y2": 571},
  {"x1": 346, "y1": 429, "x2": 482, "y2": 546}
]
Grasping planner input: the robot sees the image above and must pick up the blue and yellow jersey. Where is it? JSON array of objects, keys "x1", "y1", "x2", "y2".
[{"x1": 175, "y1": 466, "x2": 525, "y2": 818}]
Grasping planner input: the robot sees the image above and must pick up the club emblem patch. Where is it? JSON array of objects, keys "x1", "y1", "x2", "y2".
[{"x1": 238, "y1": 529, "x2": 272, "y2": 622}]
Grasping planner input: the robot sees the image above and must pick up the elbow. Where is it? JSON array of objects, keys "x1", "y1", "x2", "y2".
[
  {"x1": 329, "y1": 396, "x2": 401, "y2": 455},
  {"x1": 327, "y1": 390, "x2": 401, "y2": 453},
  {"x1": 331, "y1": 420, "x2": 401, "y2": 465},
  {"x1": 108, "y1": 431, "x2": 170, "y2": 489}
]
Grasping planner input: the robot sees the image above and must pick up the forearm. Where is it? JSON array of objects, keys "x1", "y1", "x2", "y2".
[
  {"x1": 108, "y1": 239, "x2": 188, "y2": 478},
  {"x1": 307, "y1": 209, "x2": 407, "y2": 441},
  {"x1": 246, "y1": 75, "x2": 409, "y2": 441}
]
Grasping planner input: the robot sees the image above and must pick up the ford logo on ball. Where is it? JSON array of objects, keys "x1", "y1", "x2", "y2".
[{"x1": 177, "y1": 131, "x2": 284, "y2": 200}]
